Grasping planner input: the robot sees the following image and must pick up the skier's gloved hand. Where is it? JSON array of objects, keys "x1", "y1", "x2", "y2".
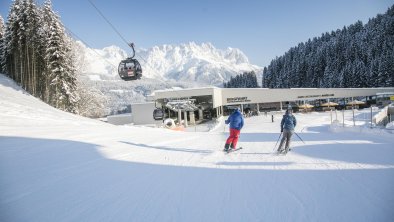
[{"x1": 281, "y1": 129, "x2": 283, "y2": 132}]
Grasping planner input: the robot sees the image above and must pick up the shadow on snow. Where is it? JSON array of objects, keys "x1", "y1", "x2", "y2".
[
  {"x1": 119, "y1": 141, "x2": 213, "y2": 154},
  {"x1": 0, "y1": 136, "x2": 393, "y2": 222}
]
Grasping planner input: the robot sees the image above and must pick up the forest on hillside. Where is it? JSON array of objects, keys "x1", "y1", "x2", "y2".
[
  {"x1": 262, "y1": 5, "x2": 394, "y2": 88},
  {"x1": 223, "y1": 71, "x2": 259, "y2": 88},
  {"x1": 0, "y1": 0, "x2": 78, "y2": 112}
]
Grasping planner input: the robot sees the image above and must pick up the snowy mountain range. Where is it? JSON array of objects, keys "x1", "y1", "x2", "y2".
[{"x1": 78, "y1": 42, "x2": 262, "y2": 86}]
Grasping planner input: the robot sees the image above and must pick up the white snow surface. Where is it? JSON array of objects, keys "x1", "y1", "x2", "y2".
[
  {"x1": 386, "y1": 121, "x2": 394, "y2": 129},
  {"x1": 1, "y1": 74, "x2": 394, "y2": 222}
]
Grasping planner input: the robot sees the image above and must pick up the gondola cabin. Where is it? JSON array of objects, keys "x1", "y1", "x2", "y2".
[
  {"x1": 153, "y1": 108, "x2": 164, "y2": 120},
  {"x1": 118, "y1": 58, "x2": 142, "y2": 81}
]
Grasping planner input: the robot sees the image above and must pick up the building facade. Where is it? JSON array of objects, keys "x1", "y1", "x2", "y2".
[{"x1": 151, "y1": 87, "x2": 394, "y2": 126}]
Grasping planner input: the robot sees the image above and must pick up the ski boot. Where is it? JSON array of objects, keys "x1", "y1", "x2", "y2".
[{"x1": 224, "y1": 144, "x2": 230, "y2": 152}]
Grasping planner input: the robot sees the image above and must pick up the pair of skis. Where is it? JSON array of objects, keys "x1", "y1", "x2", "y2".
[
  {"x1": 223, "y1": 147, "x2": 243, "y2": 153},
  {"x1": 276, "y1": 149, "x2": 290, "y2": 155},
  {"x1": 222, "y1": 147, "x2": 291, "y2": 155},
  {"x1": 273, "y1": 131, "x2": 304, "y2": 155}
]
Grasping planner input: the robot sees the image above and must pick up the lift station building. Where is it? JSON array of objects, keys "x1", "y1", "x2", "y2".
[{"x1": 148, "y1": 87, "x2": 394, "y2": 126}]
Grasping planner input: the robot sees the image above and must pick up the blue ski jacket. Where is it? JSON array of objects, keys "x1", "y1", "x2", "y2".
[
  {"x1": 281, "y1": 113, "x2": 297, "y2": 131},
  {"x1": 225, "y1": 110, "x2": 244, "y2": 130}
]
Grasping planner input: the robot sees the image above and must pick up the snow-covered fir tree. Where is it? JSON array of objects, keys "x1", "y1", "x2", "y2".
[
  {"x1": 74, "y1": 76, "x2": 108, "y2": 118},
  {"x1": 24, "y1": 0, "x2": 44, "y2": 97},
  {"x1": 67, "y1": 39, "x2": 108, "y2": 117},
  {"x1": 0, "y1": 15, "x2": 3, "y2": 40},
  {"x1": 0, "y1": 14, "x2": 4, "y2": 73},
  {"x1": 1, "y1": 0, "x2": 21, "y2": 80},
  {"x1": 41, "y1": 0, "x2": 78, "y2": 112}
]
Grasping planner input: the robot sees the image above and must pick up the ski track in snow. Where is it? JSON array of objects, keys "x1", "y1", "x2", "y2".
[{"x1": 1, "y1": 74, "x2": 394, "y2": 222}]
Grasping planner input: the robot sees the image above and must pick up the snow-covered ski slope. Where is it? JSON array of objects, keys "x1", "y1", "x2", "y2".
[{"x1": 1, "y1": 74, "x2": 393, "y2": 222}]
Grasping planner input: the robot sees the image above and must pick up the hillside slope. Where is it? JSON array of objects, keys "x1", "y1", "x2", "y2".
[{"x1": 1, "y1": 74, "x2": 393, "y2": 222}]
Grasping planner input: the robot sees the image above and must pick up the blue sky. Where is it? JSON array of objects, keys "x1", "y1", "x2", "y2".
[{"x1": 0, "y1": 0, "x2": 393, "y2": 67}]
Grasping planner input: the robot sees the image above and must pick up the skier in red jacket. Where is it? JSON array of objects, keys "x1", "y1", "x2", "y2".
[{"x1": 224, "y1": 108, "x2": 244, "y2": 152}]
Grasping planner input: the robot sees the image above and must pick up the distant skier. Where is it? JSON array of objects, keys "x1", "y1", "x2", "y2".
[
  {"x1": 285, "y1": 101, "x2": 292, "y2": 111},
  {"x1": 277, "y1": 109, "x2": 297, "y2": 154},
  {"x1": 224, "y1": 108, "x2": 244, "y2": 151}
]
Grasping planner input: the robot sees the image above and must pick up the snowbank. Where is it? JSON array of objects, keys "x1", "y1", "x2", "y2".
[
  {"x1": 330, "y1": 120, "x2": 394, "y2": 136},
  {"x1": 386, "y1": 121, "x2": 394, "y2": 130}
]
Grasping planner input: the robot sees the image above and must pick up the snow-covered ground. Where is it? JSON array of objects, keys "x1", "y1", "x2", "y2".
[{"x1": 1, "y1": 74, "x2": 393, "y2": 222}]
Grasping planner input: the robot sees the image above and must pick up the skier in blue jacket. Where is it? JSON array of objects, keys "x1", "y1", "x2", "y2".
[
  {"x1": 277, "y1": 109, "x2": 297, "y2": 154},
  {"x1": 224, "y1": 108, "x2": 244, "y2": 151}
]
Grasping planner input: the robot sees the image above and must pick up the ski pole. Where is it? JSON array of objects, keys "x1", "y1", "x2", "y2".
[
  {"x1": 273, "y1": 132, "x2": 282, "y2": 151},
  {"x1": 294, "y1": 132, "x2": 305, "y2": 144}
]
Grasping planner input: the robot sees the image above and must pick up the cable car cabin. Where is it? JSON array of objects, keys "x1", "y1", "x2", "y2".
[
  {"x1": 118, "y1": 58, "x2": 142, "y2": 81},
  {"x1": 153, "y1": 108, "x2": 164, "y2": 120}
]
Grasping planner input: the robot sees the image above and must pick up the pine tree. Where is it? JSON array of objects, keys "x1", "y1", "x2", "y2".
[
  {"x1": 378, "y1": 52, "x2": 394, "y2": 87},
  {"x1": 25, "y1": 0, "x2": 43, "y2": 96},
  {"x1": 0, "y1": 15, "x2": 3, "y2": 40},
  {"x1": 1, "y1": 0, "x2": 44, "y2": 96},
  {"x1": 0, "y1": 14, "x2": 4, "y2": 73},
  {"x1": 42, "y1": 0, "x2": 78, "y2": 112},
  {"x1": 75, "y1": 76, "x2": 107, "y2": 117},
  {"x1": 1, "y1": 0, "x2": 21, "y2": 80},
  {"x1": 261, "y1": 67, "x2": 268, "y2": 87}
]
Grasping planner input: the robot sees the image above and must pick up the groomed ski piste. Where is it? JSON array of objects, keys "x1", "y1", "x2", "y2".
[{"x1": 1, "y1": 74, "x2": 393, "y2": 222}]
